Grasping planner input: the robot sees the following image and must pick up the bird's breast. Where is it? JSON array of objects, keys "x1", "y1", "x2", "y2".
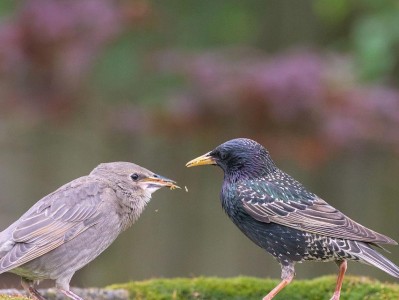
[{"x1": 116, "y1": 194, "x2": 151, "y2": 231}]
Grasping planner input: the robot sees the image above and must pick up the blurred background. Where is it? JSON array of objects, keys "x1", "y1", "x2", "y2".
[{"x1": 1, "y1": 0, "x2": 399, "y2": 289}]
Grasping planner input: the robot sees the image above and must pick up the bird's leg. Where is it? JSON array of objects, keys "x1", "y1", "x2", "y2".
[
  {"x1": 263, "y1": 263, "x2": 295, "y2": 300},
  {"x1": 330, "y1": 260, "x2": 347, "y2": 300},
  {"x1": 58, "y1": 289, "x2": 84, "y2": 300},
  {"x1": 20, "y1": 278, "x2": 47, "y2": 300},
  {"x1": 56, "y1": 277, "x2": 84, "y2": 300}
]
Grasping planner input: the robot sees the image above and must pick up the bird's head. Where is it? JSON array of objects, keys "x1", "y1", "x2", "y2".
[
  {"x1": 186, "y1": 138, "x2": 276, "y2": 180},
  {"x1": 91, "y1": 162, "x2": 180, "y2": 197}
]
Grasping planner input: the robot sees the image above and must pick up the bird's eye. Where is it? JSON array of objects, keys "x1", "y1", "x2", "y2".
[
  {"x1": 219, "y1": 152, "x2": 228, "y2": 160},
  {"x1": 130, "y1": 173, "x2": 139, "y2": 181}
]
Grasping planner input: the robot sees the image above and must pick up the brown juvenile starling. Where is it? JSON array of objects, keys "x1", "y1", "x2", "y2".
[
  {"x1": 186, "y1": 138, "x2": 399, "y2": 300},
  {"x1": 0, "y1": 162, "x2": 179, "y2": 300}
]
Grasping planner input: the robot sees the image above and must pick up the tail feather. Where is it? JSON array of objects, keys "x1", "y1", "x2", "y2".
[{"x1": 354, "y1": 241, "x2": 399, "y2": 278}]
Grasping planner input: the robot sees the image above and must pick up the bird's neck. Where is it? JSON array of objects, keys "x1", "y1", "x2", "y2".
[
  {"x1": 223, "y1": 163, "x2": 276, "y2": 184},
  {"x1": 116, "y1": 190, "x2": 151, "y2": 231}
]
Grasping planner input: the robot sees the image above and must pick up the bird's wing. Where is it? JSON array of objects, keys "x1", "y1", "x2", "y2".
[
  {"x1": 239, "y1": 180, "x2": 397, "y2": 245},
  {"x1": 0, "y1": 178, "x2": 111, "y2": 273}
]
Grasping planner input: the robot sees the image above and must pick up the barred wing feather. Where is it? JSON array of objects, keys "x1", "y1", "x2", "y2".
[
  {"x1": 0, "y1": 179, "x2": 108, "y2": 273},
  {"x1": 241, "y1": 187, "x2": 397, "y2": 245}
]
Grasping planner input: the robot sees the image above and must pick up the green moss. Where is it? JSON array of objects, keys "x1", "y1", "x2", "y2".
[
  {"x1": 0, "y1": 296, "x2": 27, "y2": 300},
  {"x1": 108, "y1": 276, "x2": 399, "y2": 300},
  {"x1": 2, "y1": 276, "x2": 399, "y2": 300}
]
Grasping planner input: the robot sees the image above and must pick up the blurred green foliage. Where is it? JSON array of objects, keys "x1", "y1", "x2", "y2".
[{"x1": 314, "y1": 0, "x2": 399, "y2": 82}]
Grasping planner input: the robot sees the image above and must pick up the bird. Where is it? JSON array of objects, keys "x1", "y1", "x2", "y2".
[
  {"x1": 0, "y1": 162, "x2": 179, "y2": 300},
  {"x1": 186, "y1": 138, "x2": 399, "y2": 300}
]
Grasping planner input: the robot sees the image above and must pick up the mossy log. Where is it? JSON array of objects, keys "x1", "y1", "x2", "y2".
[{"x1": 1, "y1": 275, "x2": 399, "y2": 300}]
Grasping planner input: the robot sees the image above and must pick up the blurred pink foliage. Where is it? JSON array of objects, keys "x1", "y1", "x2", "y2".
[
  {"x1": 0, "y1": 1, "x2": 398, "y2": 166},
  {"x1": 154, "y1": 49, "x2": 399, "y2": 165},
  {"x1": 0, "y1": 0, "x2": 150, "y2": 120}
]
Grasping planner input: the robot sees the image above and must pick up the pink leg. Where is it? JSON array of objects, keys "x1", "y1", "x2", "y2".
[
  {"x1": 263, "y1": 264, "x2": 295, "y2": 300},
  {"x1": 330, "y1": 260, "x2": 347, "y2": 300},
  {"x1": 21, "y1": 278, "x2": 47, "y2": 300},
  {"x1": 59, "y1": 289, "x2": 84, "y2": 300}
]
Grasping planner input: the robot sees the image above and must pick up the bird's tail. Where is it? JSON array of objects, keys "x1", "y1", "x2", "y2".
[{"x1": 353, "y1": 241, "x2": 399, "y2": 278}]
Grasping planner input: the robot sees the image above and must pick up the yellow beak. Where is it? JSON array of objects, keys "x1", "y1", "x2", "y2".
[
  {"x1": 140, "y1": 175, "x2": 180, "y2": 190},
  {"x1": 186, "y1": 152, "x2": 217, "y2": 167}
]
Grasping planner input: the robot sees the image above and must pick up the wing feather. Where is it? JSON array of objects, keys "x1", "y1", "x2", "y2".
[
  {"x1": 0, "y1": 178, "x2": 110, "y2": 273},
  {"x1": 241, "y1": 184, "x2": 397, "y2": 245}
]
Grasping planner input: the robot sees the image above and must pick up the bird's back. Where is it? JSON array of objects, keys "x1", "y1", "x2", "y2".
[
  {"x1": 0, "y1": 175, "x2": 117, "y2": 276},
  {"x1": 221, "y1": 168, "x2": 396, "y2": 247}
]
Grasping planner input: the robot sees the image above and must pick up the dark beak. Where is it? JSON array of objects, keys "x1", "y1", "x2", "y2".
[
  {"x1": 186, "y1": 152, "x2": 217, "y2": 167},
  {"x1": 140, "y1": 174, "x2": 180, "y2": 190}
]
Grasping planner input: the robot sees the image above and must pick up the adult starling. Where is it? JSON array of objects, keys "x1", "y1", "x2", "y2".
[
  {"x1": 0, "y1": 162, "x2": 179, "y2": 300},
  {"x1": 186, "y1": 138, "x2": 399, "y2": 300}
]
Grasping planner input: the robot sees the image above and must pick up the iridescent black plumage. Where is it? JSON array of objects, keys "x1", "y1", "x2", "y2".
[{"x1": 187, "y1": 138, "x2": 399, "y2": 300}]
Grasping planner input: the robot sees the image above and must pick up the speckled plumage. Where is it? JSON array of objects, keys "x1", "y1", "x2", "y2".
[
  {"x1": 187, "y1": 138, "x2": 399, "y2": 300},
  {"x1": 0, "y1": 162, "x2": 178, "y2": 300}
]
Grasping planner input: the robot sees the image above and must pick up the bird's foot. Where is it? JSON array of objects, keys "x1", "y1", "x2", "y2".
[
  {"x1": 59, "y1": 289, "x2": 84, "y2": 300},
  {"x1": 330, "y1": 291, "x2": 341, "y2": 300},
  {"x1": 29, "y1": 288, "x2": 47, "y2": 300},
  {"x1": 20, "y1": 280, "x2": 47, "y2": 300}
]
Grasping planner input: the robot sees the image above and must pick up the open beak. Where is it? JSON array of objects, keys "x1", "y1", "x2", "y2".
[
  {"x1": 186, "y1": 152, "x2": 217, "y2": 167},
  {"x1": 140, "y1": 174, "x2": 180, "y2": 190}
]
